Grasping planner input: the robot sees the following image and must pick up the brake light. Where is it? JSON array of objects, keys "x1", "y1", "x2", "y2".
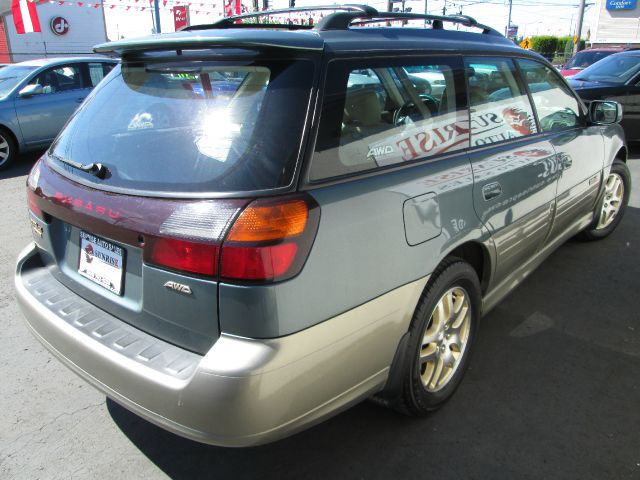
[
  {"x1": 220, "y1": 196, "x2": 319, "y2": 282},
  {"x1": 146, "y1": 237, "x2": 219, "y2": 276},
  {"x1": 27, "y1": 160, "x2": 43, "y2": 218},
  {"x1": 144, "y1": 195, "x2": 319, "y2": 282},
  {"x1": 27, "y1": 189, "x2": 43, "y2": 218},
  {"x1": 220, "y1": 244, "x2": 298, "y2": 280}
]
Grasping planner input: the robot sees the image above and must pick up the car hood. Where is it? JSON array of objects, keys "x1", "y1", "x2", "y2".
[{"x1": 568, "y1": 78, "x2": 618, "y2": 90}]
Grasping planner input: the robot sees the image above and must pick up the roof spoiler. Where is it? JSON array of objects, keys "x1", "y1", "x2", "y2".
[{"x1": 94, "y1": 32, "x2": 324, "y2": 55}]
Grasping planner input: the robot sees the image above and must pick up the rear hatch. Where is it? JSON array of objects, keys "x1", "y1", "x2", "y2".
[{"x1": 27, "y1": 42, "x2": 318, "y2": 354}]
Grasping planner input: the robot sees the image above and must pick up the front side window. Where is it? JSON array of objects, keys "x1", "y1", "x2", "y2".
[
  {"x1": 311, "y1": 57, "x2": 468, "y2": 181},
  {"x1": 464, "y1": 57, "x2": 538, "y2": 147},
  {"x1": 518, "y1": 59, "x2": 582, "y2": 132},
  {"x1": 26, "y1": 64, "x2": 83, "y2": 94}
]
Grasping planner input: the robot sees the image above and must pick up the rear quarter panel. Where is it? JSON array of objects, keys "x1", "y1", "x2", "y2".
[{"x1": 218, "y1": 153, "x2": 490, "y2": 339}]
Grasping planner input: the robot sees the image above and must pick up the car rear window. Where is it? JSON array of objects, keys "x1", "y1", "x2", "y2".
[
  {"x1": 564, "y1": 50, "x2": 615, "y2": 70},
  {"x1": 48, "y1": 58, "x2": 314, "y2": 194}
]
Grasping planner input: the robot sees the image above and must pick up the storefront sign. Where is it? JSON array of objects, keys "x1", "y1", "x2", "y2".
[
  {"x1": 50, "y1": 17, "x2": 69, "y2": 36},
  {"x1": 173, "y1": 6, "x2": 188, "y2": 30},
  {"x1": 606, "y1": 0, "x2": 637, "y2": 10}
]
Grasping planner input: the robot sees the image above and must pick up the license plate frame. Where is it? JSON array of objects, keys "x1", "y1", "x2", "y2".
[{"x1": 78, "y1": 231, "x2": 125, "y2": 296}]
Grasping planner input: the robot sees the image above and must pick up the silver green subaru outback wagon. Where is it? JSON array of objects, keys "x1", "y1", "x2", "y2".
[{"x1": 15, "y1": 5, "x2": 631, "y2": 447}]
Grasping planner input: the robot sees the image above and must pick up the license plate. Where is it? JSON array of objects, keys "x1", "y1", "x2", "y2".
[{"x1": 78, "y1": 231, "x2": 125, "y2": 295}]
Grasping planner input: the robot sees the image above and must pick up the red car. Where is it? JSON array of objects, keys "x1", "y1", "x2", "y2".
[{"x1": 560, "y1": 48, "x2": 625, "y2": 77}]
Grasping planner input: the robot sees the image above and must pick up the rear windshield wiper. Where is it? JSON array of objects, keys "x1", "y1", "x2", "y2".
[{"x1": 52, "y1": 155, "x2": 109, "y2": 179}]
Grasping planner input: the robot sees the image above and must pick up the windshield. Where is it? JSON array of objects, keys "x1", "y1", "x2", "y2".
[
  {"x1": 565, "y1": 50, "x2": 616, "y2": 70},
  {"x1": 48, "y1": 58, "x2": 314, "y2": 194},
  {"x1": 573, "y1": 54, "x2": 640, "y2": 84},
  {"x1": 0, "y1": 65, "x2": 37, "y2": 98}
]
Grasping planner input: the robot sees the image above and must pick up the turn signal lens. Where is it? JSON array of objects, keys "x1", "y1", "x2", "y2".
[{"x1": 226, "y1": 199, "x2": 308, "y2": 242}]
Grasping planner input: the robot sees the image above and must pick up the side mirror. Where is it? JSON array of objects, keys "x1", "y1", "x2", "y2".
[
  {"x1": 588, "y1": 100, "x2": 622, "y2": 125},
  {"x1": 18, "y1": 84, "x2": 43, "y2": 97}
]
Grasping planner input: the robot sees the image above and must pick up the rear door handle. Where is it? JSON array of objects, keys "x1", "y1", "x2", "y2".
[{"x1": 482, "y1": 182, "x2": 502, "y2": 201}]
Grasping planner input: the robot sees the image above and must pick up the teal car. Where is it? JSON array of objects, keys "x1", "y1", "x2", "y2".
[{"x1": 16, "y1": 6, "x2": 631, "y2": 447}]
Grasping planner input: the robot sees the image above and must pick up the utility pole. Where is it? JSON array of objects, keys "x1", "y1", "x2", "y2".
[
  {"x1": 442, "y1": 0, "x2": 446, "y2": 16},
  {"x1": 573, "y1": 0, "x2": 586, "y2": 55},
  {"x1": 424, "y1": 0, "x2": 428, "y2": 26},
  {"x1": 153, "y1": 0, "x2": 161, "y2": 33},
  {"x1": 506, "y1": 0, "x2": 512, "y2": 36}
]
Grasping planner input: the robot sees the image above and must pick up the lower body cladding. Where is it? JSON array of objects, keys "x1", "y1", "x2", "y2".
[{"x1": 15, "y1": 243, "x2": 428, "y2": 447}]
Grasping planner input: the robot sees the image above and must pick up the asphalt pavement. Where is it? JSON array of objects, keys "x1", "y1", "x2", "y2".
[{"x1": 1, "y1": 149, "x2": 639, "y2": 480}]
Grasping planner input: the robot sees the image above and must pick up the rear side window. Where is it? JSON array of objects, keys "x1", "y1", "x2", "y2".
[
  {"x1": 464, "y1": 57, "x2": 538, "y2": 147},
  {"x1": 87, "y1": 62, "x2": 115, "y2": 87},
  {"x1": 49, "y1": 58, "x2": 314, "y2": 194},
  {"x1": 517, "y1": 59, "x2": 582, "y2": 132},
  {"x1": 311, "y1": 57, "x2": 468, "y2": 181}
]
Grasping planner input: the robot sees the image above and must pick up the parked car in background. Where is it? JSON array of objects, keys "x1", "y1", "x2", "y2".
[
  {"x1": 569, "y1": 50, "x2": 640, "y2": 142},
  {"x1": 0, "y1": 57, "x2": 117, "y2": 170},
  {"x1": 16, "y1": 5, "x2": 630, "y2": 447},
  {"x1": 560, "y1": 48, "x2": 623, "y2": 78},
  {"x1": 404, "y1": 65, "x2": 446, "y2": 97}
]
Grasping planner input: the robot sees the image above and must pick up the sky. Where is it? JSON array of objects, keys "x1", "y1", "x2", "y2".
[{"x1": 104, "y1": 0, "x2": 596, "y2": 41}]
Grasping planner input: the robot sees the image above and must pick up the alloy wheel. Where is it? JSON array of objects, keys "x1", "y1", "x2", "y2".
[
  {"x1": 597, "y1": 172, "x2": 624, "y2": 230},
  {"x1": 419, "y1": 286, "x2": 471, "y2": 392},
  {"x1": 0, "y1": 134, "x2": 10, "y2": 167}
]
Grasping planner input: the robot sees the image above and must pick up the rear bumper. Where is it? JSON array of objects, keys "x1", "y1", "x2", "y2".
[{"x1": 15, "y1": 243, "x2": 427, "y2": 447}]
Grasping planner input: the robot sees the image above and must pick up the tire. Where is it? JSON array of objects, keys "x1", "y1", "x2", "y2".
[
  {"x1": 0, "y1": 128, "x2": 17, "y2": 171},
  {"x1": 398, "y1": 258, "x2": 481, "y2": 415},
  {"x1": 581, "y1": 159, "x2": 631, "y2": 241}
]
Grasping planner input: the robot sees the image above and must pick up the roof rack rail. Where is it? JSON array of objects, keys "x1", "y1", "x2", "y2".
[
  {"x1": 182, "y1": 4, "x2": 502, "y2": 37},
  {"x1": 182, "y1": 4, "x2": 378, "y2": 31},
  {"x1": 316, "y1": 10, "x2": 501, "y2": 36}
]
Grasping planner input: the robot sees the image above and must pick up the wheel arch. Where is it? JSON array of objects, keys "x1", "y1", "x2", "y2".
[
  {"x1": 616, "y1": 146, "x2": 627, "y2": 163},
  {"x1": 0, "y1": 124, "x2": 21, "y2": 153},
  {"x1": 444, "y1": 241, "x2": 492, "y2": 295}
]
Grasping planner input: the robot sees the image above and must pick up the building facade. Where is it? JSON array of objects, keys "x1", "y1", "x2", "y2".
[
  {"x1": 590, "y1": 0, "x2": 640, "y2": 48},
  {"x1": 2, "y1": 3, "x2": 107, "y2": 63}
]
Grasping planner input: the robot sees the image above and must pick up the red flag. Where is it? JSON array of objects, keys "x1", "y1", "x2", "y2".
[
  {"x1": 11, "y1": 0, "x2": 41, "y2": 34},
  {"x1": 224, "y1": 0, "x2": 239, "y2": 16}
]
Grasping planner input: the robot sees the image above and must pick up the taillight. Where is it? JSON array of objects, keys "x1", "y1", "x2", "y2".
[
  {"x1": 146, "y1": 237, "x2": 219, "y2": 277},
  {"x1": 219, "y1": 196, "x2": 319, "y2": 282},
  {"x1": 27, "y1": 189, "x2": 43, "y2": 218},
  {"x1": 26, "y1": 160, "x2": 44, "y2": 218},
  {"x1": 144, "y1": 195, "x2": 320, "y2": 283},
  {"x1": 219, "y1": 244, "x2": 298, "y2": 280}
]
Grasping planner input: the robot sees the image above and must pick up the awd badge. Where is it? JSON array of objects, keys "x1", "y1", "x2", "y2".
[
  {"x1": 163, "y1": 281, "x2": 192, "y2": 295},
  {"x1": 30, "y1": 218, "x2": 43, "y2": 238}
]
